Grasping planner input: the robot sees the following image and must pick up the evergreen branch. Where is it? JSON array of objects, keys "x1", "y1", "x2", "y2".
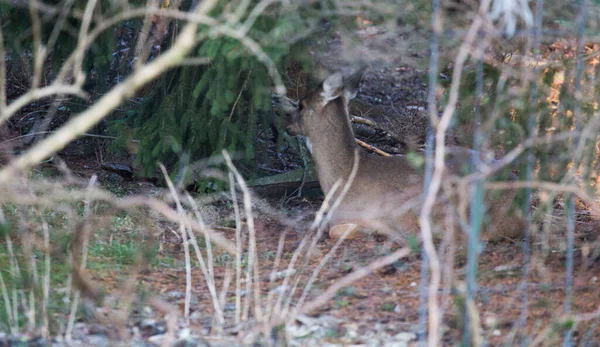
[
  {"x1": 238, "y1": 0, "x2": 278, "y2": 36},
  {"x1": 0, "y1": 1, "x2": 219, "y2": 182},
  {"x1": 0, "y1": 7, "x2": 220, "y2": 126},
  {"x1": 215, "y1": 26, "x2": 286, "y2": 95},
  {"x1": 54, "y1": 7, "x2": 220, "y2": 87}
]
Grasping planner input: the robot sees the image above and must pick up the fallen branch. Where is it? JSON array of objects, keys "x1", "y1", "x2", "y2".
[{"x1": 355, "y1": 138, "x2": 391, "y2": 157}]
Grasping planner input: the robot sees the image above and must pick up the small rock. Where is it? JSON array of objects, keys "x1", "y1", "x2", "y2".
[
  {"x1": 393, "y1": 332, "x2": 417, "y2": 342},
  {"x1": 143, "y1": 306, "x2": 155, "y2": 316},
  {"x1": 269, "y1": 269, "x2": 296, "y2": 281},
  {"x1": 139, "y1": 318, "x2": 167, "y2": 336},
  {"x1": 484, "y1": 315, "x2": 498, "y2": 328},
  {"x1": 242, "y1": 331, "x2": 258, "y2": 345},
  {"x1": 148, "y1": 334, "x2": 166, "y2": 344},
  {"x1": 166, "y1": 291, "x2": 185, "y2": 300},
  {"x1": 84, "y1": 334, "x2": 109, "y2": 347},
  {"x1": 270, "y1": 285, "x2": 287, "y2": 295},
  {"x1": 178, "y1": 328, "x2": 191, "y2": 339},
  {"x1": 72, "y1": 322, "x2": 89, "y2": 340},
  {"x1": 88, "y1": 324, "x2": 108, "y2": 335},
  {"x1": 140, "y1": 318, "x2": 156, "y2": 328},
  {"x1": 492, "y1": 329, "x2": 502, "y2": 336},
  {"x1": 410, "y1": 282, "x2": 417, "y2": 287},
  {"x1": 345, "y1": 325, "x2": 358, "y2": 339},
  {"x1": 493, "y1": 264, "x2": 520, "y2": 272}
]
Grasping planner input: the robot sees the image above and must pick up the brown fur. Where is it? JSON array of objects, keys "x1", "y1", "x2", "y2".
[{"x1": 279, "y1": 71, "x2": 524, "y2": 241}]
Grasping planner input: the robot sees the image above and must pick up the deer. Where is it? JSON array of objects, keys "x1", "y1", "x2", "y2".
[{"x1": 275, "y1": 69, "x2": 524, "y2": 241}]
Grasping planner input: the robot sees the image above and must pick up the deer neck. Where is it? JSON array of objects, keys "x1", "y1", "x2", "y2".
[{"x1": 308, "y1": 103, "x2": 358, "y2": 194}]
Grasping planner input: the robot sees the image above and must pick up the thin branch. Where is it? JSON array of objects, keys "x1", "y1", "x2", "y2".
[
  {"x1": 531, "y1": 309, "x2": 600, "y2": 347},
  {"x1": 0, "y1": 17, "x2": 6, "y2": 111},
  {"x1": 73, "y1": 0, "x2": 98, "y2": 76},
  {"x1": 159, "y1": 165, "x2": 192, "y2": 321},
  {"x1": 28, "y1": 0, "x2": 45, "y2": 89},
  {"x1": 185, "y1": 193, "x2": 225, "y2": 326},
  {"x1": 238, "y1": 0, "x2": 278, "y2": 36},
  {"x1": 45, "y1": 0, "x2": 75, "y2": 55},
  {"x1": 0, "y1": 1, "x2": 219, "y2": 182},
  {"x1": 484, "y1": 180, "x2": 595, "y2": 204},
  {"x1": 301, "y1": 247, "x2": 411, "y2": 314},
  {"x1": 133, "y1": 0, "x2": 159, "y2": 69},
  {"x1": 0, "y1": 85, "x2": 87, "y2": 127},
  {"x1": 355, "y1": 138, "x2": 391, "y2": 157},
  {"x1": 213, "y1": 26, "x2": 286, "y2": 95},
  {"x1": 419, "y1": 1, "x2": 491, "y2": 345},
  {"x1": 3, "y1": 184, "x2": 237, "y2": 254},
  {"x1": 228, "y1": 171, "x2": 243, "y2": 324},
  {"x1": 223, "y1": 150, "x2": 263, "y2": 321}
]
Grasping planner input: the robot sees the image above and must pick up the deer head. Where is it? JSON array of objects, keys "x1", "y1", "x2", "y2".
[{"x1": 275, "y1": 69, "x2": 364, "y2": 138}]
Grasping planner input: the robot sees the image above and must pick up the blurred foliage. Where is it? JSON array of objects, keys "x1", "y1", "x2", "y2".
[
  {"x1": 446, "y1": 50, "x2": 599, "y2": 212},
  {"x1": 110, "y1": 0, "x2": 406, "y2": 189},
  {"x1": 109, "y1": 1, "x2": 322, "y2": 189}
]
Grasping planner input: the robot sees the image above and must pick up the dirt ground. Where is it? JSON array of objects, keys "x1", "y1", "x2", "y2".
[
  {"x1": 50, "y1": 50, "x2": 600, "y2": 346},
  {"x1": 119, "y1": 201, "x2": 600, "y2": 346},
  {"x1": 3, "y1": 17, "x2": 600, "y2": 346}
]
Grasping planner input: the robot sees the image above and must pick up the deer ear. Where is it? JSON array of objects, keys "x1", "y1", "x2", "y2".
[
  {"x1": 321, "y1": 72, "x2": 344, "y2": 104},
  {"x1": 343, "y1": 66, "x2": 366, "y2": 101}
]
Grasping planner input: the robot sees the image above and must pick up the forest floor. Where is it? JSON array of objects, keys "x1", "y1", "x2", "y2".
[
  {"x1": 2, "y1": 23, "x2": 600, "y2": 347},
  {"x1": 28, "y1": 58, "x2": 600, "y2": 346}
]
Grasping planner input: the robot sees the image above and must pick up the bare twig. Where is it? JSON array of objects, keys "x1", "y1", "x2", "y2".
[
  {"x1": 134, "y1": 0, "x2": 159, "y2": 69},
  {"x1": 355, "y1": 138, "x2": 391, "y2": 157},
  {"x1": 282, "y1": 151, "x2": 362, "y2": 318},
  {"x1": 160, "y1": 164, "x2": 193, "y2": 321},
  {"x1": 185, "y1": 192, "x2": 225, "y2": 326},
  {"x1": 0, "y1": 85, "x2": 88, "y2": 127},
  {"x1": 28, "y1": 0, "x2": 44, "y2": 90},
  {"x1": 485, "y1": 180, "x2": 595, "y2": 205},
  {"x1": 0, "y1": 16, "x2": 6, "y2": 111},
  {"x1": 301, "y1": 247, "x2": 411, "y2": 314},
  {"x1": 228, "y1": 172, "x2": 243, "y2": 324},
  {"x1": 223, "y1": 150, "x2": 263, "y2": 321},
  {"x1": 294, "y1": 224, "x2": 354, "y2": 313},
  {"x1": 3, "y1": 183, "x2": 237, "y2": 253},
  {"x1": 419, "y1": 1, "x2": 491, "y2": 345},
  {"x1": 270, "y1": 179, "x2": 343, "y2": 320},
  {"x1": 45, "y1": 0, "x2": 75, "y2": 55},
  {"x1": 41, "y1": 217, "x2": 50, "y2": 339},
  {"x1": 0, "y1": 1, "x2": 219, "y2": 181},
  {"x1": 531, "y1": 309, "x2": 600, "y2": 347},
  {"x1": 73, "y1": 0, "x2": 97, "y2": 77},
  {"x1": 65, "y1": 175, "x2": 96, "y2": 342}
]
